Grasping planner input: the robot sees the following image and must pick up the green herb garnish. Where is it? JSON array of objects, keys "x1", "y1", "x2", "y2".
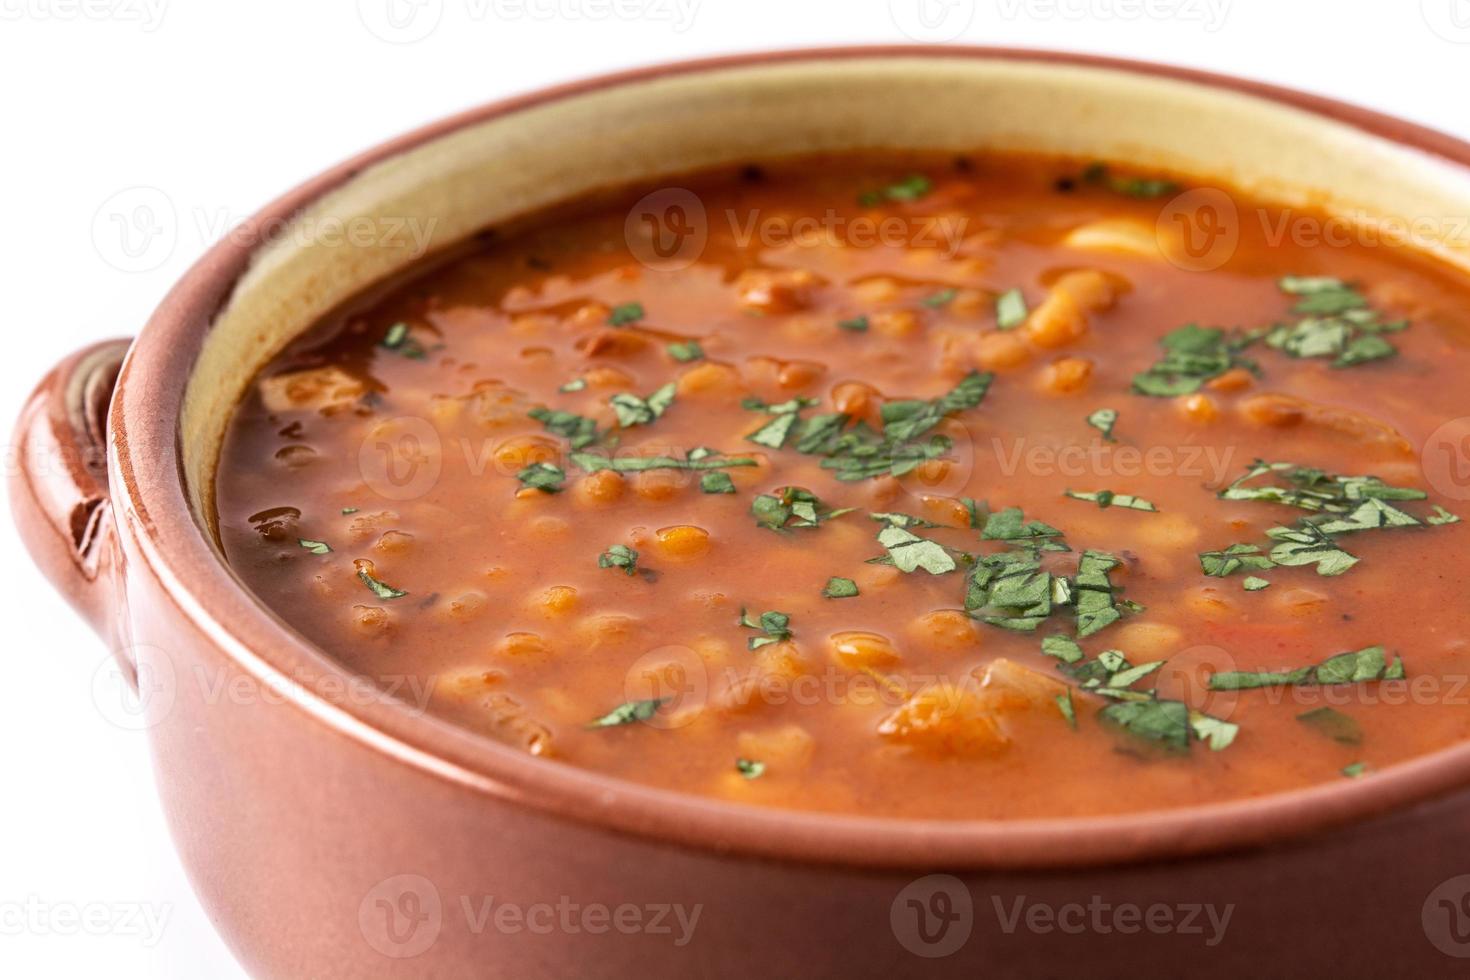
[
  {"x1": 1086, "y1": 408, "x2": 1118, "y2": 442},
  {"x1": 1209, "y1": 645, "x2": 1403, "y2": 690},
  {"x1": 587, "y1": 698, "x2": 665, "y2": 728},
  {"x1": 1242, "y1": 576, "x2": 1270, "y2": 591},
  {"x1": 1267, "y1": 278, "x2": 1407, "y2": 368},
  {"x1": 995, "y1": 288, "x2": 1028, "y2": 330},
  {"x1": 569, "y1": 450, "x2": 758, "y2": 474},
  {"x1": 921, "y1": 287, "x2": 958, "y2": 308},
  {"x1": 838, "y1": 315, "x2": 870, "y2": 333},
  {"x1": 857, "y1": 174, "x2": 931, "y2": 206},
  {"x1": 529, "y1": 406, "x2": 601, "y2": 449},
  {"x1": 357, "y1": 569, "x2": 407, "y2": 600},
  {"x1": 297, "y1": 538, "x2": 331, "y2": 555},
  {"x1": 1132, "y1": 323, "x2": 1258, "y2": 396},
  {"x1": 823, "y1": 576, "x2": 859, "y2": 599},
  {"x1": 667, "y1": 341, "x2": 704, "y2": 362},
  {"x1": 379, "y1": 322, "x2": 426, "y2": 358},
  {"x1": 607, "y1": 302, "x2": 644, "y2": 326},
  {"x1": 1298, "y1": 707, "x2": 1362, "y2": 745},
  {"x1": 1065, "y1": 489, "x2": 1157, "y2": 512},
  {"x1": 752, "y1": 486, "x2": 854, "y2": 532},
  {"x1": 738, "y1": 609, "x2": 792, "y2": 650},
  {"x1": 700, "y1": 472, "x2": 736, "y2": 494},
  {"x1": 597, "y1": 544, "x2": 640, "y2": 576},
  {"x1": 517, "y1": 461, "x2": 566, "y2": 494},
  {"x1": 610, "y1": 382, "x2": 676, "y2": 429},
  {"x1": 736, "y1": 757, "x2": 766, "y2": 779}
]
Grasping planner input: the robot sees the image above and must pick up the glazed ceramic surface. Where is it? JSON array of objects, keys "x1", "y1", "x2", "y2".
[{"x1": 14, "y1": 49, "x2": 1470, "y2": 977}]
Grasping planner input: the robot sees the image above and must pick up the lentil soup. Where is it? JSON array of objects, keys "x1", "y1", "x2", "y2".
[{"x1": 215, "y1": 154, "x2": 1470, "y2": 819}]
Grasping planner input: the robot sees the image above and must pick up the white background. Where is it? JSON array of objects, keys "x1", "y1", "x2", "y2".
[{"x1": 0, "y1": 1, "x2": 1466, "y2": 976}]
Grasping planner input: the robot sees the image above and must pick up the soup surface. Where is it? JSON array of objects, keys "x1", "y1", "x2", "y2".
[{"x1": 216, "y1": 153, "x2": 1470, "y2": 819}]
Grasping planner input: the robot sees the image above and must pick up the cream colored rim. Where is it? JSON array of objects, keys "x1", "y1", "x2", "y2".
[{"x1": 180, "y1": 54, "x2": 1470, "y2": 523}]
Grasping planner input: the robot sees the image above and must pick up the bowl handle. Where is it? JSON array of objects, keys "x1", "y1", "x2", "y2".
[{"x1": 10, "y1": 339, "x2": 132, "y2": 656}]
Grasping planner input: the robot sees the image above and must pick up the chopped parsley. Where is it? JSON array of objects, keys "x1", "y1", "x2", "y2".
[
  {"x1": 1266, "y1": 277, "x2": 1407, "y2": 368},
  {"x1": 357, "y1": 568, "x2": 407, "y2": 600},
  {"x1": 610, "y1": 382, "x2": 676, "y2": 428},
  {"x1": 607, "y1": 302, "x2": 644, "y2": 326},
  {"x1": 297, "y1": 538, "x2": 331, "y2": 555},
  {"x1": 752, "y1": 486, "x2": 854, "y2": 531},
  {"x1": 587, "y1": 697, "x2": 665, "y2": 728},
  {"x1": 700, "y1": 472, "x2": 736, "y2": 494},
  {"x1": 569, "y1": 449, "x2": 758, "y2": 474},
  {"x1": 1242, "y1": 576, "x2": 1271, "y2": 591},
  {"x1": 516, "y1": 461, "x2": 565, "y2": 494},
  {"x1": 597, "y1": 544, "x2": 639, "y2": 576},
  {"x1": 738, "y1": 609, "x2": 792, "y2": 650},
  {"x1": 981, "y1": 507, "x2": 1069, "y2": 551},
  {"x1": 995, "y1": 288, "x2": 1028, "y2": 330},
  {"x1": 1342, "y1": 762, "x2": 1368, "y2": 779},
  {"x1": 748, "y1": 371, "x2": 993, "y2": 482},
  {"x1": 666, "y1": 340, "x2": 704, "y2": 362},
  {"x1": 1297, "y1": 707, "x2": 1362, "y2": 745},
  {"x1": 1056, "y1": 689, "x2": 1077, "y2": 729},
  {"x1": 1080, "y1": 162, "x2": 1181, "y2": 199},
  {"x1": 379, "y1": 322, "x2": 426, "y2": 358},
  {"x1": 838, "y1": 315, "x2": 870, "y2": 333},
  {"x1": 529, "y1": 406, "x2": 601, "y2": 449},
  {"x1": 873, "y1": 523, "x2": 957, "y2": 575},
  {"x1": 743, "y1": 397, "x2": 817, "y2": 449},
  {"x1": 735, "y1": 757, "x2": 766, "y2": 779},
  {"x1": 1208, "y1": 645, "x2": 1403, "y2": 690},
  {"x1": 921, "y1": 287, "x2": 958, "y2": 308},
  {"x1": 1086, "y1": 408, "x2": 1118, "y2": 442},
  {"x1": 1065, "y1": 489, "x2": 1157, "y2": 512},
  {"x1": 823, "y1": 576, "x2": 859, "y2": 599},
  {"x1": 1199, "y1": 543, "x2": 1274, "y2": 577},
  {"x1": 340, "y1": 507, "x2": 359, "y2": 515},
  {"x1": 857, "y1": 174, "x2": 931, "y2": 206},
  {"x1": 1041, "y1": 634, "x2": 1085, "y2": 664},
  {"x1": 1099, "y1": 699, "x2": 1190, "y2": 751},
  {"x1": 1132, "y1": 323, "x2": 1259, "y2": 396}
]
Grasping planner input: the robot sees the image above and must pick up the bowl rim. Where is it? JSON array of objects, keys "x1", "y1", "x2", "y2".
[{"x1": 111, "y1": 44, "x2": 1470, "y2": 871}]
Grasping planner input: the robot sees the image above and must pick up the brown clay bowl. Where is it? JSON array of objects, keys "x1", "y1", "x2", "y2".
[{"x1": 13, "y1": 47, "x2": 1470, "y2": 978}]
